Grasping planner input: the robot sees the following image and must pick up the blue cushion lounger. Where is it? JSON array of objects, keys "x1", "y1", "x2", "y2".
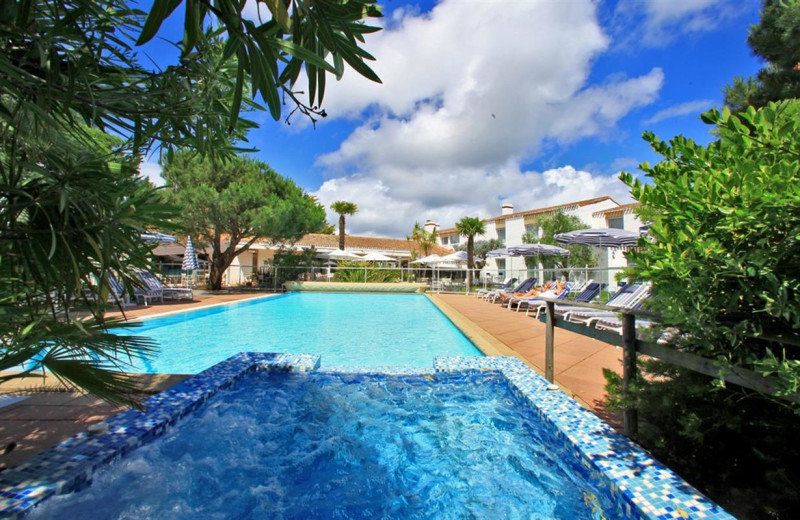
[
  {"x1": 474, "y1": 277, "x2": 517, "y2": 298},
  {"x1": 510, "y1": 282, "x2": 572, "y2": 312},
  {"x1": 524, "y1": 282, "x2": 605, "y2": 318},
  {"x1": 486, "y1": 277, "x2": 537, "y2": 303},
  {"x1": 547, "y1": 283, "x2": 639, "y2": 322},
  {"x1": 481, "y1": 277, "x2": 532, "y2": 301},
  {"x1": 564, "y1": 284, "x2": 651, "y2": 326}
]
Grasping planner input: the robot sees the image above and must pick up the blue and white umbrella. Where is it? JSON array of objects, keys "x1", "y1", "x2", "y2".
[
  {"x1": 486, "y1": 248, "x2": 513, "y2": 258},
  {"x1": 554, "y1": 228, "x2": 640, "y2": 248},
  {"x1": 507, "y1": 243, "x2": 571, "y2": 257},
  {"x1": 141, "y1": 232, "x2": 177, "y2": 243},
  {"x1": 182, "y1": 236, "x2": 199, "y2": 271}
]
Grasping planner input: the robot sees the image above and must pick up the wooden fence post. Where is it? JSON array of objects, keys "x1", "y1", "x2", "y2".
[
  {"x1": 546, "y1": 301, "x2": 555, "y2": 382},
  {"x1": 622, "y1": 312, "x2": 638, "y2": 438}
]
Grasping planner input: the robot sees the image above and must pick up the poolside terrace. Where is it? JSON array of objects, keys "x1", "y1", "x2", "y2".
[{"x1": 0, "y1": 291, "x2": 621, "y2": 470}]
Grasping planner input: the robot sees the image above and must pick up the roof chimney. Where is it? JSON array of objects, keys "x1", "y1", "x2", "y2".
[
  {"x1": 423, "y1": 220, "x2": 439, "y2": 232},
  {"x1": 501, "y1": 203, "x2": 514, "y2": 216}
]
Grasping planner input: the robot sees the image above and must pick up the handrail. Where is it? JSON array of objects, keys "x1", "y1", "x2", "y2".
[{"x1": 534, "y1": 296, "x2": 800, "y2": 437}]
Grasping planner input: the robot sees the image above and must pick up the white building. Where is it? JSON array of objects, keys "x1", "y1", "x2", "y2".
[{"x1": 434, "y1": 196, "x2": 643, "y2": 282}]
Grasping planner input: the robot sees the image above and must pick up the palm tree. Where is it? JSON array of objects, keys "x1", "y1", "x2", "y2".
[
  {"x1": 407, "y1": 222, "x2": 438, "y2": 257},
  {"x1": 454, "y1": 217, "x2": 486, "y2": 290},
  {"x1": 330, "y1": 201, "x2": 358, "y2": 250}
]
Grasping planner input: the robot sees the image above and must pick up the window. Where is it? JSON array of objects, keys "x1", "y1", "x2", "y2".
[
  {"x1": 441, "y1": 236, "x2": 449, "y2": 245},
  {"x1": 495, "y1": 259, "x2": 506, "y2": 276},
  {"x1": 497, "y1": 229, "x2": 506, "y2": 243},
  {"x1": 451, "y1": 235, "x2": 460, "y2": 244},
  {"x1": 608, "y1": 217, "x2": 624, "y2": 229}
]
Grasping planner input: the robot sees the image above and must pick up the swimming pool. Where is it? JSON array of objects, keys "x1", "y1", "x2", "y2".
[
  {"x1": 125, "y1": 293, "x2": 482, "y2": 373},
  {"x1": 0, "y1": 354, "x2": 734, "y2": 519}
]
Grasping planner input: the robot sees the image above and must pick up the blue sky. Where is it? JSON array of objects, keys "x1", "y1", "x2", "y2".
[{"x1": 140, "y1": 0, "x2": 763, "y2": 237}]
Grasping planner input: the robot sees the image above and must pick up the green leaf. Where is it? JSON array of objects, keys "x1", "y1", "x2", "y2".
[
  {"x1": 137, "y1": 0, "x2": 182, "y2": 45},
  {"x1": 263, "y1": 0, "x2": 292, "y2": 33}
]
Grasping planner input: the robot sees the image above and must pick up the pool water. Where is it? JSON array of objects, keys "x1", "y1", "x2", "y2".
[
  {"x1": 124, "y1": 293, "x2": 482, "y2": 373},
  {"x1": 29, "y1": 371, "x2": 620, "y2": 519}
]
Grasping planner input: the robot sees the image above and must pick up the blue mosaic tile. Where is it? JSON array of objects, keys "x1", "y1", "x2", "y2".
[{"x1": 0, "y1": 353, "x2": 734, "y2": 520}]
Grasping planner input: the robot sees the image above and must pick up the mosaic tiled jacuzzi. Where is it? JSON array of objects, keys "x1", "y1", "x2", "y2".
[{"x1": 0, "y1": 354, "x2": 733, "y2": 519}]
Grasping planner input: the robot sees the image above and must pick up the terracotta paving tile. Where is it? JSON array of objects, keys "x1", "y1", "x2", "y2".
[{"x1": 436, "y1": 293, "x2": 624, "y2": 415}]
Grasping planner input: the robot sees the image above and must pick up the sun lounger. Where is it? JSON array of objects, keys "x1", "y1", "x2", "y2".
[
  {"x1": 564, "y1": 284, "x2": 651, "y2": 326},
  {"x1": 474, "y1": 277, "x2": 517, "y2": 298},
  {"x1": 525, "y1": 282, "x2": 605, "y2": 318},
  {"x1": 593, "y1": 316, "x2": 655, "y2": 334},
  {"x1": 511, "y1": 283, "x2": 572, "y2": 312},
  {"x1": 485, "y1": 277, "x2": 537, "y2": 302},
  {"x1": 135, "y1": 271, "x2": 193, "y2": 305}
]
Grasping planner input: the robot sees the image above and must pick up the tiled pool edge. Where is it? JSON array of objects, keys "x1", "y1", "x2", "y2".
[
  {"x1": 0, "y1": 353, "x2": 319, "y2": 518},
  {"x1": 435, "y1": 357, "x2": 733, "y2": 520},
  {"x1": 0, "y1": 354, "x2": 733, "y2": 520}
]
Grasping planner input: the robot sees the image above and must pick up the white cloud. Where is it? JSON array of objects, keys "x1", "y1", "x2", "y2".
[
  {"x1": 307, "y1": 0, "x2": 656, "y2": 236},
  {"x1": 643, "y1": 99, "x2": 714, "y2": 125},
  {"x1": 312, "y1": 163, "x2": 635, "y2": 237},
  {"x1": 611, "y1": 0, "x2": 742, "y2": 48},
  {"x1": 139, "y1": 160, "x2": 165, "y2": 187}
]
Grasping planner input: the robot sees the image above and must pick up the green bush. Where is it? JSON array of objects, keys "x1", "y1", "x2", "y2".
[
  {"x1": 610, "y1": 100, "x2": 800, "y2": 519},
  {"x1": 333, "y1": 261, "x2": 400, "y2": 283},
  {"x1": 621, "y1": 100, "x2": 800, "y2": 396}
]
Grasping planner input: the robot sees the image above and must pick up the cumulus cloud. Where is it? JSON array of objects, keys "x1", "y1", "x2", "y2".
[
  {"x1": 307, "y1": 0, "x2": 654, "y2": 236},
  {"x1": 312, "y1": 164, "x2": 635, "y2": 237},
  {"x1": 610, "y1": 0, "x2": 743, "y2": 48},
  {"x1": 643, "y1": 99, "x2": 714, "y2": 125},
  {"x1": 139, "y1": 160, "x2": 165, "y2": 187}
]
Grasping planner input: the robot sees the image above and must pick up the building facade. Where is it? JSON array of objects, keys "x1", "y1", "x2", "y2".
[{"x1": 434, "y1": 196, "x2": 643, "y2": 282}]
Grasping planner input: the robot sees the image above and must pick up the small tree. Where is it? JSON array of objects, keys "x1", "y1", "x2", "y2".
[
  {"x1": 620, "y1": 100, "x2": 800, "y2": 397},
  {"x1": 455, "y1": 217, "x2": 486, "y2": 289},
  {"x1": 330, "y1": 201, "x2": 358, "y2": 250},
  {"x1": 456, "y1": 238, "x2": 506, "y2": 261},
  {"x1": 521, "y1": 211, "x2": 597, "y2": 278},
  {"x1": 163, "y1": 154, "x2": 325, "y2": 290},
  {"x1": 407, "y1": 222, "x2": 439, "y2": 257},
  {"x1": 609, "y1": 100, "x2": 800, "y2": 518},
  {"x1": 723, "y1": 0, "x2": 800, "y2": 110}
]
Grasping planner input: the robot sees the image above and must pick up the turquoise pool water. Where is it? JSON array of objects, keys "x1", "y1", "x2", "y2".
[{"x1": 125, "y1": 293, "x2": 482, "y2": 373}]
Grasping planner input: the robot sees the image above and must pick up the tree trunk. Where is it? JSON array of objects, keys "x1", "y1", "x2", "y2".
[
  {"x1": 208, "y1": 232, "x2": 236, "y2": 291},
  {"x1": 338, "y1": 214, "x2": 346, "y2": 250},
  {"x1": 208, "y1": 255, "x2": 228, "y2": 290},
  {"x1": 466, "y1": 236, "x2": 474, "y2": 289}
]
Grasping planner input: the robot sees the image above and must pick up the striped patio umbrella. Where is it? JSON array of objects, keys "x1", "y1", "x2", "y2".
[
  {"x1": 486, "y1": 248, "x2": 513, "y2": 258},
  {"x1": 141, "y1": 232, "x2": 177, "y2": 243},
  {"x1": 507, "y1": 243, "x2": 571, "y2": 257},
  {"x1": 182, "y1": 236, "x2": 199, "y2": 271},
  {"x1": 554, "y1": 228, "x2": 640, "y2": 248}
]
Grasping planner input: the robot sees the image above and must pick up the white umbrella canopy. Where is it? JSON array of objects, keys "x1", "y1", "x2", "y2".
[
  {"x1": 360, "y1": 252, "x2": 396, "y2": 262},
  {"x1": 429, "y1": 251, "x2": 480, "y2": 263},
  {"x1": 411, "y1": 254, "x2": 443, "y2": 265},
  {"x1": 507, "y1": 243, "x2": 571, "y2": 257},
  {"x1": 323, "y1": 249, "x2": 364, "y2": 261}
]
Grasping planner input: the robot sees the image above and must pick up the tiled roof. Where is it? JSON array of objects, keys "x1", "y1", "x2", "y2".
[
  {"x1": 258, "y1": 233, "x2": 453, "y2": 256},
  {"x1": 437, "y1": 196, "x2": 616, "y2": 235},
  {"x1": 592, "y1": 202, "x2": 641, "y2": 217}
]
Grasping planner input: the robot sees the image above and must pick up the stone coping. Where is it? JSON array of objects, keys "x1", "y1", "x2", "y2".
[
  {"x1": 0, "y1": 354, "x2": 733, "y2": 520},
  {"x1": 284, "y1": 281, "x2": 427, "y2": 292}
]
